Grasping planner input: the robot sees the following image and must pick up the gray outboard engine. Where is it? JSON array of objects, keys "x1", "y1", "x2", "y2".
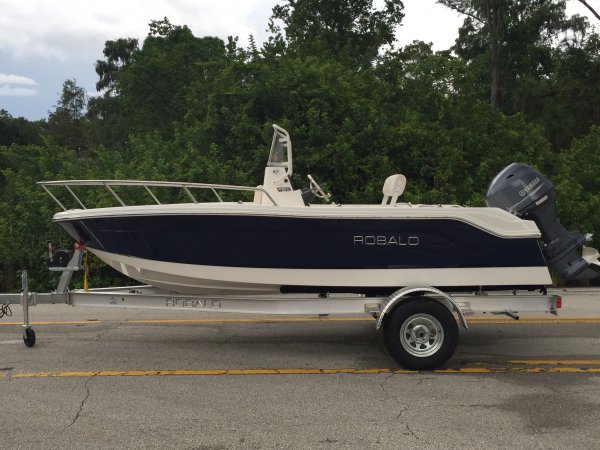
[{"x1": 486, "y1": 163, "x2": 600, "y2": 281}]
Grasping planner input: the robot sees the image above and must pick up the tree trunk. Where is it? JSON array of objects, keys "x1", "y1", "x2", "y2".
[
  {"x1": 487, "y1": 0, "x2": 504, "y2": 110},
  {"x1": 577, "y1": 0, "x2": 600, "y2": 21}
]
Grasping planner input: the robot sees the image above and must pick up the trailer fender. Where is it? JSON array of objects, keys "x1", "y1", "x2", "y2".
[{"x1": 376, "y1": 286, "x2": 469, "y2": 331}]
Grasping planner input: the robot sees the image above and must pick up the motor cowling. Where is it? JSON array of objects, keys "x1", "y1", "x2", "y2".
[{"x1": 486, "y1": 163, "x2": 598, "y2": 281}]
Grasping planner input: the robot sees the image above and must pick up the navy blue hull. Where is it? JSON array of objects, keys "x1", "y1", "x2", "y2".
[{"x1": 58, "y1": 214, "x2": 547, "y2": 270}]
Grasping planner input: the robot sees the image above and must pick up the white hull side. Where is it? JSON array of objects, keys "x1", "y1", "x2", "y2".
[{"x1": 91, "y1": 248, "x2": 552, "y2": 295}]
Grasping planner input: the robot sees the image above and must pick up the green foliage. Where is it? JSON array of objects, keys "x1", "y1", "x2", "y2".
[
  {"x1": 117, "y1": 19, "x2": 228, "y2": 136},
  {"x1": 269, "y1": 0, "x2": 404, "y2": 68},
  {"x1": 0, "y1": 110, "x2": 44, "y2": 147},
  {"x1": 46, "y1": 79, "x2": 88, "y2": 155},
  {"x1": 555, "y1": 126, "x2": 600, "y2": 236},
  {"x1": 440, "y1": 0, "x2": 589, "y2": 116},
  {"x1": 0, "y1": 144, "x2": 80, "y2": 291},
  {"x1": 95, "y1": 37, "x2": 139, "y2": 93},
  {"x1": 517, "y1": 32, "x2": 600, "y2": 150}
]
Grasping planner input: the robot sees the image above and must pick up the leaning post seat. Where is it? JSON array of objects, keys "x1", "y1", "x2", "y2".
[{"x1": 382, "y1": 174, "x2": 407, "y2": 206}]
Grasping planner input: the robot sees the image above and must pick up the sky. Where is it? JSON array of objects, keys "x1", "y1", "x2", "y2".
[{"x1": 0, "y1": 0, "x2": 595, "y2": 121}]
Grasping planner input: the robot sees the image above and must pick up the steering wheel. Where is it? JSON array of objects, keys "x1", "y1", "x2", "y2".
[{"x1": 307, "y1": 174, "x2": 331, "y2": 202}]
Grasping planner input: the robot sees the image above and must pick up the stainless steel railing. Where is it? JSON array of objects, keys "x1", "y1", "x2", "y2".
[{"x1": 38, "y1": 180, "x2": 278, "y2": 211}]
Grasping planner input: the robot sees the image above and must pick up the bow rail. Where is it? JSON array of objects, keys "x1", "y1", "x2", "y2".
[{"x1": 38, "y1": 180, "x2": 278, "y2": 211}]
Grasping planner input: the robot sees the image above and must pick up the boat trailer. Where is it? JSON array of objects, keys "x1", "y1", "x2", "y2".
[{"x1": 0, "y1": 249, "x2": 560, "y2": 370}]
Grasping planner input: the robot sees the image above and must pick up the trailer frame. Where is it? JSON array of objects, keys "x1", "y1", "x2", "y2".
[{"x1": 0, "y1": 249, "x2": 560, "y2": 369}]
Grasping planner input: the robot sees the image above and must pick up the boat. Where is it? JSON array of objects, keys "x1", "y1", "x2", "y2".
[{"x1": 40, "y1": 125, "x2": 600, "y2": 296}]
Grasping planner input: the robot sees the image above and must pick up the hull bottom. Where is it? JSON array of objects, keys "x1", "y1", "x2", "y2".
[{"x1": 90, "y1": 248, "x2": 552, "y2": 296}]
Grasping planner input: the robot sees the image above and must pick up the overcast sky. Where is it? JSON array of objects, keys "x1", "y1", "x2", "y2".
[{"x1": 0, "y1": 0, "x2": 595, "y2": 121}]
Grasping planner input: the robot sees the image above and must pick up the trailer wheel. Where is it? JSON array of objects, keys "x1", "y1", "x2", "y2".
[
  {"x1": 23, "y1": 327, "x2": 36, "y2": 347},
  {"x1": 383, "y1": 298, "x2": 458, "y2": 370}
]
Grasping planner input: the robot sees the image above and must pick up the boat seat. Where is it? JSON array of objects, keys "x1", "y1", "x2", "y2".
[{"x1": 381, "y1": 174, "x2": 407, "y2": 206}]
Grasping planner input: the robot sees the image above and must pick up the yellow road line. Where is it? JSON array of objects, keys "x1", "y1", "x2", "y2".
[
  {"x1": 11, "y1": 368, "x2": 397, "y2": 378},
  {"x1": 509, "y1": 359, "x2": 600, "y2": 365},
  {"x1": 0, "y1": 320, "x2": 101, "y2": 326},
  {"x1": 1, "y1": 316, "x2": 600, "y2": 327},
  {"x1": 7, "y1": 366, "x2": 600, "y2": 378}
]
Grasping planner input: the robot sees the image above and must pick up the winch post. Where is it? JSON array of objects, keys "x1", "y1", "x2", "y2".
[
  {"x1": 54, "y1": 249, "x2": 83, "y2": 294},
  {"x1": 21, "y1": 271, "x2": 29, "y2": 328}
]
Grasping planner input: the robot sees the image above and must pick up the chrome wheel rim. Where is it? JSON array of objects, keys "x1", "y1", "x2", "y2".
[{"x1": 399, "y1": 313, "x2": 444, "y2": 358}]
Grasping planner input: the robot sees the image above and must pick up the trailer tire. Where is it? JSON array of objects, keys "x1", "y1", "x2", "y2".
[
  {"x1": 383, "y1": 298, "x2": 458, "y2": 370},
  {"x1": 23, "y1": 327, "x2": 36, "y2": 347}
]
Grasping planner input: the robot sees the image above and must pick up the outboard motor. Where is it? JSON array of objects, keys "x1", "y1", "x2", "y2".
[{"x1": 486, "y1": 163, "x2": 600, "y2": 281}]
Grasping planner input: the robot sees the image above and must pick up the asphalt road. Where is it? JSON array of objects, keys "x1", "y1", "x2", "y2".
[{"x1": 1, "y1": 289, "x2": 600, "y2": 449}]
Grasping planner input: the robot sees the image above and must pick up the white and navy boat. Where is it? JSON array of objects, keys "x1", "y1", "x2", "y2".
[{"x1": 40, "y1": 125, "x2": 600, "y2": 295}]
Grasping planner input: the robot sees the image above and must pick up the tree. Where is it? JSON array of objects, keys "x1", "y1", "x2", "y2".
[
  {"x1": 522, "y1": 30, "x2": 600, "y2": 149},
  {"x1": 577, "y1": 0, "x2": 600, "y2": 20},
  {"x1": 47, "y1": 79, "x2": 88, "y2": 155},
  {"x1": 438, "y1": 0, "x2": 586, "y2": 112},
  {"x1": 0, "y1": 143, "x2": 82, "y2": 291},
  {"x1": 115, "y1": 18, "x2": 228, "y2": 136},
  {"x1": 84, "y1": 38, "x2": 139, "y2": 149},
  {"x1": 0, "y1": 110, "x2": 43, "y2": 146},
  {"x1": 268, "y1": 0, "x2": 404, "y2": 68},
  {"x1": 438, "y1": 0, "x2": 506, "y2": 109},
  {"x1": 95, "y1": 37, "x2": 138, "y2": 94},
  {"x1": 554, "y1": 126, "x2": 600, "y2": 241}
]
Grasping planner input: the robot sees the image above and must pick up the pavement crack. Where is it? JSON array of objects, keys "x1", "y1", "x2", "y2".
[
  {"x1": 220, "y1": 335, "x2": 235, "y2": 345},
  {"x1": 380, "y1": 373, "x2": 431, "y2": 445},
  {"x1": 380, "y1": 374, "x2": 406, "y2": 422},
  {"x1": 416, "y1": 376, "x2": 435, "y2": 386},
  {"x1": 404, "y1": 421, "x2": 429, "y2": 444},
  {"x1": 93, "y1": 323, "x2": 118, "y2": 342},
  {"x1": 63, "y1": 374, "x2": 95, "y2": 431}
]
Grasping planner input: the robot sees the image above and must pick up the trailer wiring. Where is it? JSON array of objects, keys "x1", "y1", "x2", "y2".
[{"x1": 0, "y1": 303, "x2": 12, "y2": 319}]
